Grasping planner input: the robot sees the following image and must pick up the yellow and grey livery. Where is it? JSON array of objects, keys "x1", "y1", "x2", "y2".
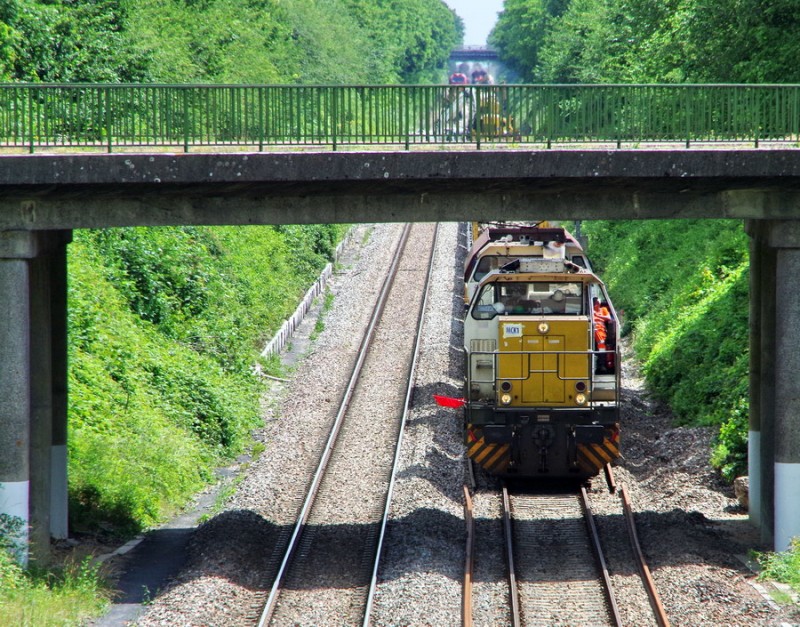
[{"x1": 463, "y1": 256, "x2": 620, "y2": 479}]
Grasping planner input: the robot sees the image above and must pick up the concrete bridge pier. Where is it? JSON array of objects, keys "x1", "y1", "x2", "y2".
[
  {"x1": 0, "y1": 231, "x2": 33, "y2": 564},
  {"x1": 748, "y1": 220, "x2": 777, "y2": 546},
  {"x1": 748, "y1": 222, "x2": 763, "y2": 531},
  {"x1": 49, "y1": 232, "x2": 71, "y2": 542},
  {"x1": 770, "y1": 220, "x2": 800, "y2": 551},
  {"x1": 0, "y1": 230, "x2": 71, "y2": 565}
]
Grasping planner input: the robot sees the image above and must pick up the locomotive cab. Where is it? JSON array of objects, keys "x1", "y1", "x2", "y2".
[
  {"x1": 463, "y1": 226, "x2": 592, "y2": 306},
  {"x1": 463, "y1": 262, "x2": 620, "y2": 479}
]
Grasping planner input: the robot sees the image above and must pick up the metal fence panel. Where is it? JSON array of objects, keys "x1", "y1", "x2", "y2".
[{"x1": 1, "y1": 83, "x2": 798, "y2": 152}]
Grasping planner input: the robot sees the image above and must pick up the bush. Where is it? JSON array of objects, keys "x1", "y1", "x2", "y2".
[
  {"x1": 583, "y1": 219, "x2": 750, "y2": 477},
  {"x1": 67, "y1": 224, "x2": 347, "y2": 536}
]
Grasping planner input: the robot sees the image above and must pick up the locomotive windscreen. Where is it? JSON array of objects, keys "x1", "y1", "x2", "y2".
[{"x1": 473, "y1": 281, "x2": 584, "y2": 316}]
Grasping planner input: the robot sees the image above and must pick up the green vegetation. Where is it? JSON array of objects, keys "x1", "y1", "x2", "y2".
[
  {"x1": 310, "y1": 289, "x2": 334, "y2": 341},
  {"x1": 757, "y1": 539, "x2": 800, "y2": 595},
  {"x1": 583, "y1": 220, "x2": 750, "y2": 480},
  {"x1": 0, "y1": 0, "x2": 461, "y2": 84},
  {"x1": 67, "y1": 224, "x2": 347, "y2": 535},
  {"x1": 491, "y1": 0, "x2": 800, "y2": 83},
  {"x1": 0, "y1": 550, "x2": 108, "y2": 626}
]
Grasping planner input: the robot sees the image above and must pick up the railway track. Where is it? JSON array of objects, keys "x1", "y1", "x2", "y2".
[
  {"x1": 254, "y1": 222, "x2": 439, "y2": 626},
  {"x1": 465, "y1": 481, "x2": 670, "y2": 627}
]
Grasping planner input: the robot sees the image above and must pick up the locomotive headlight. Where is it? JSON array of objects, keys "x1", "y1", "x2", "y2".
[
  {"x1": 500, "y1": 393, "x2": 513, "y2": 405},
  {"x1": 575, "y1": 393, "x2": 587, "y2": 406},
  {"x1": 538, "y1": 322, "x2": 549, "y2": 334}
]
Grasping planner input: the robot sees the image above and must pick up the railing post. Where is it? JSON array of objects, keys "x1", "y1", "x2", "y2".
[
  {"x1": 332, "y1": 88, "x2": 338, "y2": 152},
  {"x1": 105, "y1": 87, "x2": 113, "y2": 153},
  {"x1": 685, "y1": 86, "x2": 691, "y2": 149},
  {"x1": 794, "y1": 86, "x2": 800, "y2": 145},
  {"x1": 258, "y1": 86, "x2": 265, "y2": 152},
  {"x1": 476, "y1": 87, "x2": 482, "y2": 150},
  {"x1": 615, "y1": 87, "x2": 621, "y2": 149},
  {"x1": 404, "y1": 87, "x2": 410, "y2": 151},
  {"x1": 423, "y1": 87, "x2": 429, "y2": 143},
  {"x1": 183, "y1": 87, "x2": 190, "y2": 153},
  {"x1": 28, "y1": 87, "x2": 35, "y2": 154},
  {"x1": 547, "y1": 87, "x2": 553, "y2": 149},
  {"x1": 754, "y1": 87, "x2": 760, "y2": 148}
]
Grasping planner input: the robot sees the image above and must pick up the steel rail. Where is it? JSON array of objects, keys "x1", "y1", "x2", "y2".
[
  {"x1": 257, "y1": 223, "x2": 413, "y2": 627},
  {"x1": 462, "y1": 485, "x2": 474, "y2": 627},
  {"x1": 362, "y1": 222, "x2": 440, "y2": 626},
  {"x1": 604, "y1": 462, "x2": 617, "y2": 494},
  {"x1": 501, "y1": 484, "x2": 521, "y2": 627},
  {"x1": 580, "y1": 487, "x2": 623, "y2": 627},
  {"x1": 620, "y1": 484, "x2": 671, "y2": 627}
]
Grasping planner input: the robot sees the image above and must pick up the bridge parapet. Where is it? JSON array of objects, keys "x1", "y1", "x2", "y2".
[{"x1": 1, "y1": 84, "x2": 799, "y2": 153}]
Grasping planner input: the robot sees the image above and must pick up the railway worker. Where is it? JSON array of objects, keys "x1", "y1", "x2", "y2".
[
  {"x1": 549, "y1": 288, "x2": 566, "y2": 313},
  {"x1": 592, "y1": 297, "x2": 613, "y2": 371}
]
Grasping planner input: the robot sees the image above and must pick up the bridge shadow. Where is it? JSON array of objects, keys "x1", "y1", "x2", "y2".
[{"x1": 106, "y1": 499, "x2": 764, "y2": 603}]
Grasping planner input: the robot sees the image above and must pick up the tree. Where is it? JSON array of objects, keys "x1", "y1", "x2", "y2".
[
  {"x1": 490, "y1": 0, "x2": 568, "y2": 82},
  {"x1": 492, "y1": 0, "x2": 800, "y2": 84},
  {"x1": 342, "y1": 0, "x2": 462, "y2": 83},
  {"x1": 10, "y1": 0, "x2": 150, "y2": 82}
]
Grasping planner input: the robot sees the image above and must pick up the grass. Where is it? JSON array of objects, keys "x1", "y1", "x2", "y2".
[
  {"x1": 310, "y1": 289, "x2": 335, "y2": 341},
  {"x1": 360, "y1": 226, "x2": 373, "y2": 246},
  {"x1": 0, "y1": 551, "x2": 110, "y2": 626},
  {"x1": 757, "y1": 538, "x2": 800, "y2": 596}
]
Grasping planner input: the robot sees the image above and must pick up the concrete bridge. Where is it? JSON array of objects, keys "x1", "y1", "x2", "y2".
[{"x1": 2, "y1": 147, "x2": 800, "y2": 563}]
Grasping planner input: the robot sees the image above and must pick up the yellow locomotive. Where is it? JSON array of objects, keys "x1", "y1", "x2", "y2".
[{"x1": 463, "y1": 253, "x2": 620, "y2": 479}]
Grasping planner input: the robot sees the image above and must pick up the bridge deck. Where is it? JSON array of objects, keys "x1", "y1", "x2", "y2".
[{"x1": 2, "y1": 148, "x2": 800, "y2": 229}]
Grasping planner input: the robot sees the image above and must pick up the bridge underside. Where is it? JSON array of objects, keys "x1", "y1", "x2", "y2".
[
  {"x1": 1, "y1": 150, "x2": 800, "y2": 228},
  {"x1": 1, "y1": 148, "x2": 800, "y2": 562}
]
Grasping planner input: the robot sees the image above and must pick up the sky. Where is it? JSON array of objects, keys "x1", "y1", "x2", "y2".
[{"x1": 443, "y1": 0, "x2": 505, "y2": 47}]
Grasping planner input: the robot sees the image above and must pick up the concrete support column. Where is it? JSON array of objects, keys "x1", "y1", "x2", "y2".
[
  {"x1": 770, "y1": 221, "x2": 800, "y2": 551},
  {"x1": 29, "y1": 246, "x2": 53, "y2": 565},
  {"x1": 50, "y1": 232, "x2": 71, "y2": 541},
  {"x1": 0, "y1": 231, "x2": 36, "y2": 565},
  {"x1": 759, "y1": 232, "x2": 777, "y2": 546},
  {"x1": 746, "y1": 220, "x2": 763, "y2": 528}
]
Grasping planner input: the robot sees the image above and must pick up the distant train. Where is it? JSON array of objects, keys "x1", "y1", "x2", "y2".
[
  {"x1": 449, "y1": 68, "x2": 493, "y2": 86},
  {"x1": 460, "y1": 224, "x2": 620, "y2": 480},
  {"x1": 442, "y1": 68, "x2": 514, "y2": 140}
]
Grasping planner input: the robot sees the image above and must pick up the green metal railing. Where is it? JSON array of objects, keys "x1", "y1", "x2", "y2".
[{"x1": 1, "y1": 83, "x2": 798, "y2": 153}]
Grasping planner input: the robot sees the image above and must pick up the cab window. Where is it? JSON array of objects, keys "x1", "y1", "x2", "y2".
[{"x1": 471, "y1": 281, "x2": 584, "y2": 318}]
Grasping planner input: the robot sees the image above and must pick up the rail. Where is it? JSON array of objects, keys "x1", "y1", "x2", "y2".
[
  {"x1": 362, "y1": 223, "x2": 440, "y2": 626},
  {"x1": 462, "y1": 486, "x2": 474, "y2": 627},
  {"x1": 580, "y1": 487, "x2": 623, "y2": 627},
  {"x1": 257, "y1": 224, "x2": 413, "y2": 626},
  {"x1": 501, "y1": 485, "x2": 521, "y2": 627},
  {"x1": 2, "y1": 83, "x2": 799, "y2": 152},
  {"x1": 621, "y1": 484, "x2": 671, "y2": 627}
]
